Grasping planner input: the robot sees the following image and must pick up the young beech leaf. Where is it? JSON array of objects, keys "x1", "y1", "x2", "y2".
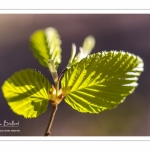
[
  {"x1": 61, "y1": 51, "x2": 144, "y2": 113},
  {"x1": 68, "y1": 36, "x2": 96, "y2": 68},
  {"x1": 1, "y1": 69, "x2": 51, "y2": 118},
  {"x1": 30, "y1": 27, "x2": 62, "y2": 69},
  {"x1": 82, "y1": 35, "x2": 95, "y2": 57}
]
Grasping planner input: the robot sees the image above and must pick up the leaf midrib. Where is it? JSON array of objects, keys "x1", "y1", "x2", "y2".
[{"x1": 68, "y1": 70, "x2": 138, "y2": 94}]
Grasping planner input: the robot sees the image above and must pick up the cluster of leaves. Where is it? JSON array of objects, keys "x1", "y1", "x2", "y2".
[{"x1": 2, "y1": 27, "x2": 144, "y2": 119}]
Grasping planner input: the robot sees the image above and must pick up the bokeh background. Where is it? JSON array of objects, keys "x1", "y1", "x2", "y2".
[{"x1": 0, "y1": 14, "x2": 149, "y2": 136}]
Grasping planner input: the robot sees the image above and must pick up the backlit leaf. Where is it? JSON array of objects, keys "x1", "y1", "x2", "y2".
[
  {"x1": 61, "y1": 51, "x2": 144, "y2": 113},
  {"x1": 30, "y1": 27, "x2": 62, "y2": 69},
  {"x1": 82, "y1": 35, "x2": 95, "y2": 57},
  {"x1": 2, "y1": 69, "x2": 51, "y2": 118}
]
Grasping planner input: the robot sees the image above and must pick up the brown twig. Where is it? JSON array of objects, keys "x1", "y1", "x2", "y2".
[
  {"x1": 44, "y1": 68, "x2": 67, "y2": 136},
  {"x1": 44, "y1": 105, "x2": 58, "y2": 136}
]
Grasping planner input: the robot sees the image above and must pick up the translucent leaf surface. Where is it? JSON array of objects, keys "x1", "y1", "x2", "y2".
[
  {"x1": 30, "y1": 27, "x2": 62, "y2": 69},
  {"x1": 2, "y1": 69, "x2": 51, "y2": 118},
  {"x1": 67, "y1": 36, "x2": 95, "y2": 68},
  {"x1": 61, "y1": 51, "x2": 144, "y2": 113},
  {"x1": 82, "y1": 35, "x2": 95, "y2": 57}
]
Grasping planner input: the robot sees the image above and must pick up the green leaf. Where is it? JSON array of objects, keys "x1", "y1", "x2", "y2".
[
  {"x1": 30, "y1": 27, "x2": 62, "y2": 69},
  {"x1": 61, "y1": 51, "x2": 144, "y2": 113},
  {"x1": 67, "y1": 36, "x2": 95, "y2": 68},
  {"x1": 82, "y1": 35, "x2": 95, "y2": 57},
  {"x1": 2, "y1": 69, "x2": 51, "y2": 118}
]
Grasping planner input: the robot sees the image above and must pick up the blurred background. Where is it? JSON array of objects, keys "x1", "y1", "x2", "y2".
[{"x1": 0, "y1": 14, "x2": 149, "y2": 136}]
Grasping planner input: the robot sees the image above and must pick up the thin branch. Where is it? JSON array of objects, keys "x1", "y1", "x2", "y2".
[
  {"x1": 44, "y1": 105, "x2": 58, "y2": 136},
  {"x1": 44, "y1": 68, "x2": 67, "y2": 136},
  {"x1": 58, "y1": 68, "x2": 67, "y2": 82}
]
